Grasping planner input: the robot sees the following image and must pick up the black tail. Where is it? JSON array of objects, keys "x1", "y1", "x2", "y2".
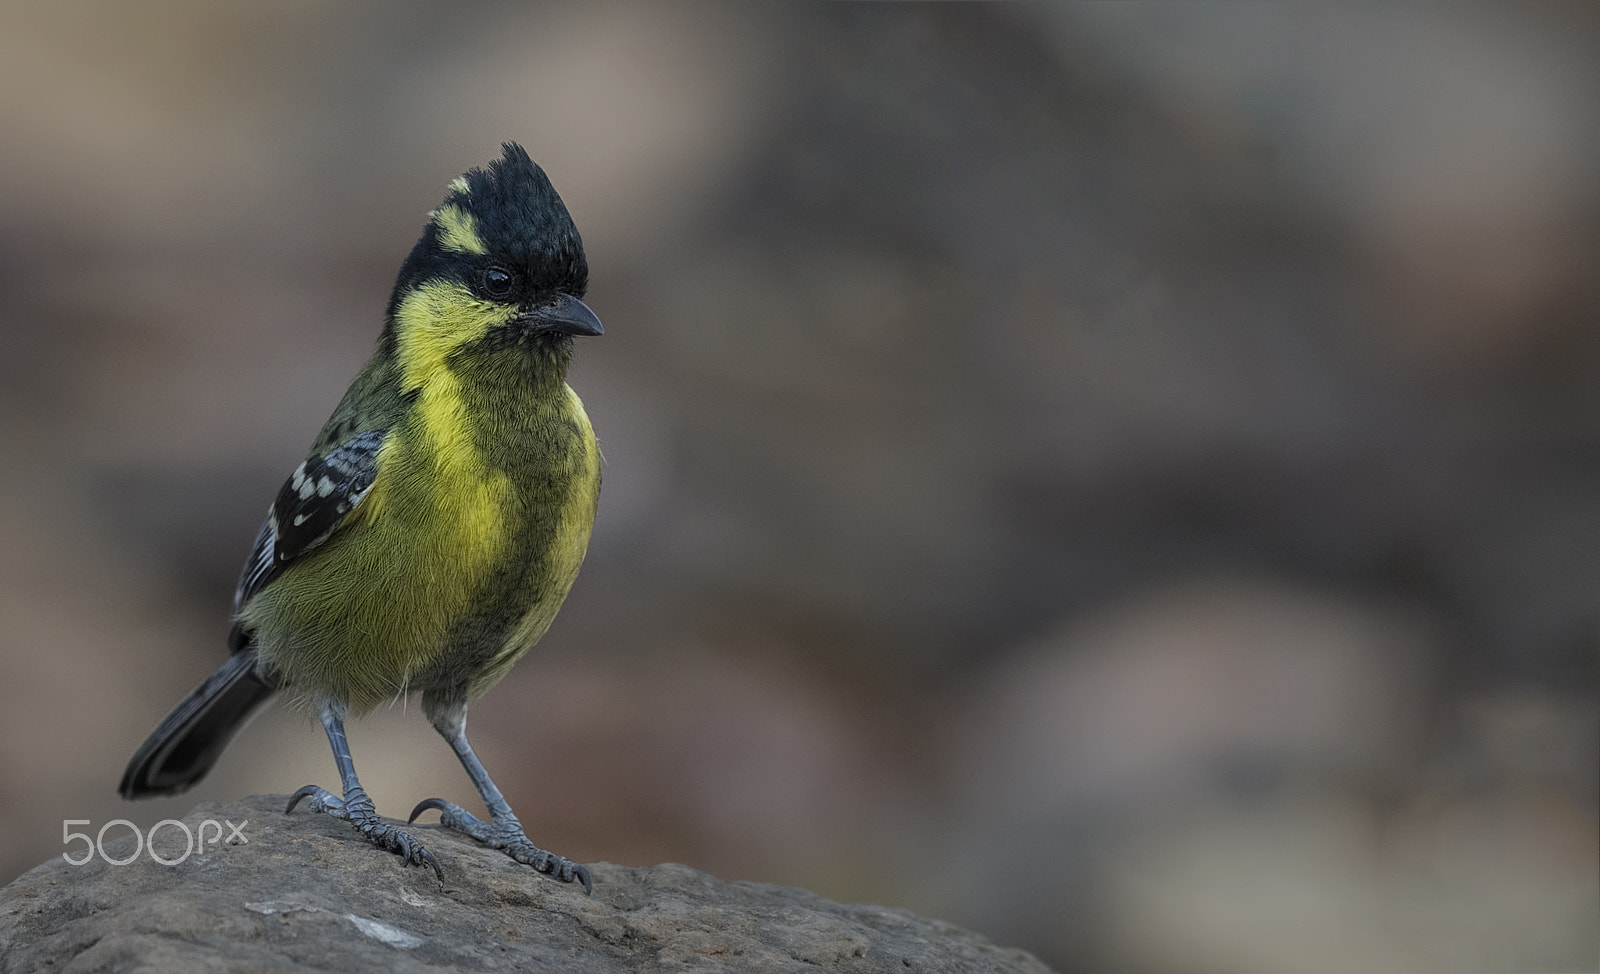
[{"x1": 119, "y1": 650, "x2": 276, "y2": 799}]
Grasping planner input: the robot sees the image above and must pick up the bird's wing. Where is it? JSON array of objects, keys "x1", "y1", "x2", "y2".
[{"x1": 232, "y1": 429, "x2": 387, "y2": 613}]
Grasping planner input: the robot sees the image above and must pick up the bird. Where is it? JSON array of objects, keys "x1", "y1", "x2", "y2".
[{"x1": 119, "y1": 142, "x2": 603, "y2": 893}]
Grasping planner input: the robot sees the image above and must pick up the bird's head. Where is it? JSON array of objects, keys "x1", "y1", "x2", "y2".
[{"x1": 385, "y1": 143, "x2": 601, "y2": 381}]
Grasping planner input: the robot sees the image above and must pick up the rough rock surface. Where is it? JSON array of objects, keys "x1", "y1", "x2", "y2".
[{"x1": 0, "y1": 795, "x2": 1054, "y2": 973}]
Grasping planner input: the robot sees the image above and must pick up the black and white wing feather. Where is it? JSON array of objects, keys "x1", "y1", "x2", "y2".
[{"x1": 232, "y1": 429, "x2": 386, "y2": 614}]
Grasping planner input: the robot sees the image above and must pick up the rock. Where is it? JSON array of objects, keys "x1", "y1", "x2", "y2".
[{"x1": 0, "y1": 795, "x2": 1054, "y2": 973}]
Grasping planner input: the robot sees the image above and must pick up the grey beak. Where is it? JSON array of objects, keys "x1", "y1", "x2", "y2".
[{"x1": 520, "y1": 294, "x2": 603, "y2": 337}]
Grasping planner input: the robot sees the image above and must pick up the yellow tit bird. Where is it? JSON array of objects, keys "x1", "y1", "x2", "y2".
[{"x1": 119, "y1": 143, "x2": 603, "y2": 892}]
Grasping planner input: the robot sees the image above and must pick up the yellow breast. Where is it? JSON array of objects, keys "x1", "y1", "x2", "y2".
[{"x1": 242, "y1": 285, "x2": 599, "y2": 710}]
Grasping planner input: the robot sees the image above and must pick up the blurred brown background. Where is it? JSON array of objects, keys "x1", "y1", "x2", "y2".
[{"x1": 1, "y1": 3, "x2": 1596, "y2": 971}]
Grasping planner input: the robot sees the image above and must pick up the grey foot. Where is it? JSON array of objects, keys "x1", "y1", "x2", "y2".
[
  {"x1": 409, "y1": 797, "x2": 591, "y2": 894},
  {"x1": 287, "y1": 784, "x2": 444, "y2": 888}
]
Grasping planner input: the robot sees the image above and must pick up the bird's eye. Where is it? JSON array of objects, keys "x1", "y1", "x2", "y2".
[{"x1": 482, "y1": 265, "x2": 515, "y2": 298}]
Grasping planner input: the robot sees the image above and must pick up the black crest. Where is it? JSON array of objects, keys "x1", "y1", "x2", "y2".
[{"x1": 389, "y1": 143, "x2": 588, "y2": 318}]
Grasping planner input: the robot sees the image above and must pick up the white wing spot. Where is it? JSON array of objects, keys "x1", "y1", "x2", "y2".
[
  {"x1": 293, "y1": 514, "x2": 308, "y2": 526},
  {"x1": 316, "y1": 476, "x2": 335, "y2": 497}
]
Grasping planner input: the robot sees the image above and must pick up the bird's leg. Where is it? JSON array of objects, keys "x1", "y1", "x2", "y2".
[
  {"x1": 286, "y1": 703, "x2": 443, "y2": 887},
  {"x1": 409, "y1": 704, "x2": 590, "y2": 893}
]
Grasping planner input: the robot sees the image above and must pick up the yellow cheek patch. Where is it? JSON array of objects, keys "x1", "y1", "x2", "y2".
[
  {"x1": 392, "y1": 281, "x2": 517, "y2": 479},
  {"x1": 433, "y1": 203, "x2": 488, "y2": 255},
  {"x1": 393, "y1": 281, "x2": 514, "y2": 388}
]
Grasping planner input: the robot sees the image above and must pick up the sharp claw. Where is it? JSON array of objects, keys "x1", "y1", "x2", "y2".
[
  {"x1": 420, "y1": 848, "x2": 445, "y2": 889},
  {"x1": 408, "y1": 797, "x2": 451, "y2": 824},
  {"x1": 286, "y1": 784, "x2": 444, "y2": 887},
  {"x1": 422, "y1": 796, "x2": 591, "y2": 891},
  {"x1": 285, "y1": 784, "x2": 323, "y2": 814}
]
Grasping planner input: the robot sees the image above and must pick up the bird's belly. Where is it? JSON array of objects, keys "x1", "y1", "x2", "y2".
[
  {"x1": 244, "y1": 477, "x2": 519, "y2": 709},
  {"x1": 246, "y1": 433, "x2": 597, "y2": 710}
]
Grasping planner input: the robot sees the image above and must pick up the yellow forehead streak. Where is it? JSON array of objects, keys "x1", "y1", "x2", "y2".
[
  {"x1": 433, "y1": 203, "x2": 488, "y2": 255},
  {"x1": 447, "y1": 176, "x2": 470, "y2": 195}
]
